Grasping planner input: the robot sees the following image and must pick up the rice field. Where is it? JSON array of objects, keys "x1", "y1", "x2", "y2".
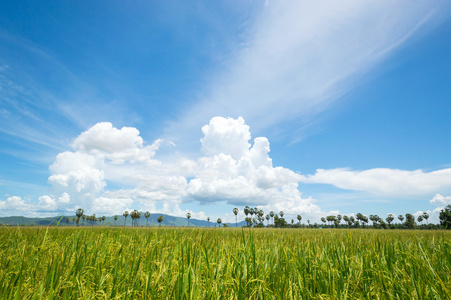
[{"x1": 0, "y1": 227, "x2": 450, "y2": 299}]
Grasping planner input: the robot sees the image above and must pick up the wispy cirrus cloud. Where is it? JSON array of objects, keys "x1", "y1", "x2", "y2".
[{"x1": 167, "y1": 1, "x2": 449, "y2": 144}]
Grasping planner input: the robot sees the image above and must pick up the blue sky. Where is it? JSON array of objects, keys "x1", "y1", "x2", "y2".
[{"x1": 1, "y1": 1, "x2": 450, "y2": 224}]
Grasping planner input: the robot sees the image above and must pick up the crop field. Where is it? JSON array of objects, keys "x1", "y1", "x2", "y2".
[{"x1": 0, "y1": 227, "x2": 450, "y2": 299}]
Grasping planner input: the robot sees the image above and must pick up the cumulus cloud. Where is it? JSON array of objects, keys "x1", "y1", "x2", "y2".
[
  {"x1": 72, "y1": 122, "x2": 161, "y2": 164},
  {"x1": 0, "y1": 196, "x2": 35, "y2": 216},
  {"x1": 200, "y1": 117, "x2": 251, "y2": 160},
  {"x1": 301, "y1": 168, "x2": 451, "y2": 197},
  {"x1": 8, "y1": 117, "x2": 448, "y2": 222},
  {"x1": 430, "y1": 194, "x2": 451, "y2": 206},
  {"x1": 186, "y1": 117, "x2": 310, "y2": 212},
  {"x1": 10, "y1": 117, "x2": 319, "y2": 218}
]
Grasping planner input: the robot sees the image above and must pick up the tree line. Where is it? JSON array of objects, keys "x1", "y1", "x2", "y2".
[{"x1": 67, "y1": 204, "x2": 451, "y2": 229}]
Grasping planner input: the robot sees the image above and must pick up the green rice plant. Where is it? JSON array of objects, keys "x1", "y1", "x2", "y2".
[{"x1": 0, "y1": 227, "x2": 450, "y2": 299}]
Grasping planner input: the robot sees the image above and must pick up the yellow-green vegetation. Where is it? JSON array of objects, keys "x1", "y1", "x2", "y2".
[{"x1": 0, "y1": 227, "x2": 450, "y2": 299}]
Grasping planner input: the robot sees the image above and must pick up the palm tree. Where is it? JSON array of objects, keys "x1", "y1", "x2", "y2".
[
  {"x1": 102, "y1": 216, "x2": 106, "y2": 225},
  {"x1": 217, "y1": 218, "x2": 222, "y2": 227},
  {"x1": 123, "y1": 211, "x2": 129, "y2": 226},
  {"x1": 417, "y1": 215, "x2": 424, "y2": 225},
  {"x1": 398, "y1": 215, "x2": 404, "y2": 224},
  {"x1": 269, "y1": 211, "x2": 275, "y2": 225},
  {"x1": 422, "y1": 212, "x2": 429, "y2": 225},
  {"x1": 82, "y1": 214, "x2": 86, "y2": 225},
  {"x1": 274, "y1": 215, "x2": 279, "y2": 227},
  {"x1": 137, "y1": 211, "x2": 141, "y2": 226},
  {"x1": 130, "y1": 210, "x2": 137, "y2": 226},
  {"x1": 343, "y1": 215, "x2": 349, "y2": 226},
  {"x1": 265, "y1": 214, "x2": 270, "y2": 226},
  {"x1": 233, "y1": 208, "x2": 239, "y2": 227},
  {"x1": 114, "y1": 215, "x2": 118, "y2": 226},
  {"x1": 279, "y1": 211, "x2": 284, "y2": 218},
  {"x1": 144, "y1": 211, "x2": 150, "y2": 226},
  {"x1": 75, "y1": 208, "x2": 84, "y2": 226},
  {"x1": 297, "y1": 215, "x2": 302, "y2": 227},
  {"x1": 186, "y1": 212, "x2": 191, "y2": 227},
  {"x1": 369, "y1": 215, "x2": 375, "y2": 226},
  {"x1": 207, "y1": 217, "x2": 210, "y2": 227},
  {"x1": 66, "y1": 217, "x2": 70, "y2": 225},
  {"x1": 386, "y1": 214, "x2": 394, "y2": 226},
  {"x1": 321, "y1": 217, "x2": 326, "y2": 226},
  {"x1": 157, "y1": 215, "x2": 164, "y2": 227},
  {"x1": 244, "y1": 206, "x2": 250, "y2": 218}
]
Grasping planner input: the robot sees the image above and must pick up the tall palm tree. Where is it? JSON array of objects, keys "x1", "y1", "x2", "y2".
[
  {"x1": 82, "y1": 214, "x2": 86, "y2": 225},
  {"x1": 157, "y1": 215, "x2": 163, "y2": 227},
  {"x1": 422, "y1": 212, "x2": 429, "y2": 224},
  {"x1": 136, "y1": 211, "x2": 141, "y2": 226},
  {"x1": 130, "y1": 210, "x2": 136, "y2": 226},
  {"x1": 279, "y1": 211, "x2": 284, "y2": 218},
  {"x1": 343, "y1": 215, "x2": 349, "y2": 226},
  {"x1": 398, "y1": 215, "x2": 404, "y2": 224},
  {"x1": 75, "y1": 208, "x2": 84, "y2": 226},
  {"x1": 207, "y1": 217, "x2": 210, "y2": 227},
  {"x1": 114, "y1": 215, "x2": 118, "y2": 226},
  {"x1": 123, "y1": 211, "x2": 129, "y2": 226},
  {"x1": 417, "y1": 215, "x2": 423, "y2": 225},
  {"x1": 249, "y1": 208, "x2": 255, "y2": 219},
  {"x1": 265, "y1": 214, "x2": 270, "y2": 226},
  {"x1": 186, "y1": 212, "x2": 192, "y2": 227},
  {"x1": 386, "y1": 214, "x2": 394, "y2": 225},
  {"x1": 269, "y1": 211, "x2": 275, "y2": 225},
  {"x1": 244, "y1": 206, "x2": 250, "y2": 218},
  {"x1": 233, "y1": 208, "x2": 239, "y2": 227},
  {"x1": 102, "y1": 216, "x2": 106, "y2": 225},
  {"x1": 217, "y1": 218, "x2": 222, "y2": 227},
  {"x1": 145, "y1": 211, "x2": 150, "y2": 226},
  {"x1": 297, "y1": 215, "x2": 302, "y2": 227},
  {"x1": 369, "y1": 215, "x2": 375, "y2": 226}
]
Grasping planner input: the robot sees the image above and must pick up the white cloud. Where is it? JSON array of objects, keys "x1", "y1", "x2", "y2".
[
  {"x1": 301, "y1": 168, "x2": 451, "y2": 197},
  {"x1": 430, "y1": 194, "x2": 451, "y2": 206},
  {"x1": 0, "y1": 196, "x2": 34, "y2": 216},
  {"x1": 201, "y1": 116, "x2": 251, "y2": 160},
  {"x1": 11, "y1": 117, "x2": 321, "y2": 218},
  {"x1": 35, "y1": 192, "x2": 73, "y2": 213},
  {"x1": 91, "y1": 196, "x2": 134, "y2": 216},
  {"x1": 186, "y1": 117, "x2": 308, "y2": 211},
  {"x1": 11, "y1": 116, "x2": 450, "y2": 222},
  {"x1": 72, "y1": 122, "x2": 161, "y2": 164}
]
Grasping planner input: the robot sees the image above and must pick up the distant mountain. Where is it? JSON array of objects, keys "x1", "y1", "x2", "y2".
[{"x1": 0, "y1": 213, "x2": 248, "y2": 227}]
